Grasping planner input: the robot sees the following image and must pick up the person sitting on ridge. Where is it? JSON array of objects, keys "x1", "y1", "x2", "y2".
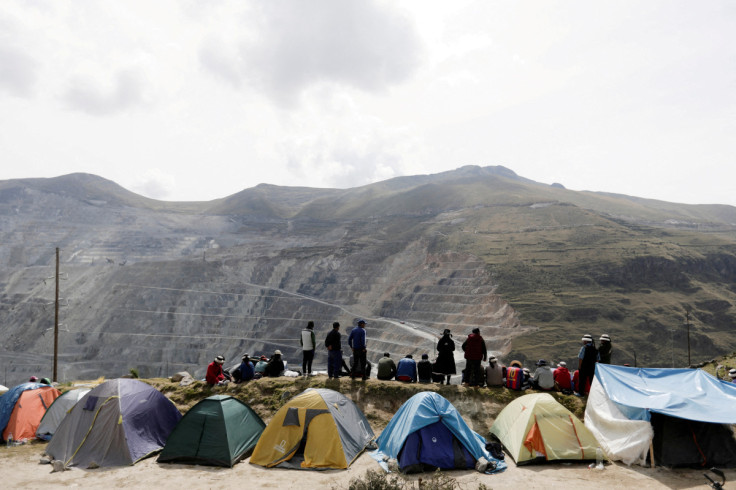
[
  {"x1": 553, "y1": 361, "x2": 572, "y2": 392},
  {"x1": 532, "y1": 359, "x2": 555, "y2": 391},
  {"x1": 484, "y1": 355, "x2": 505, "y2": 387},
  {"x1": 417, "y1": 354, "x2": 433, "y2": 383},
  {"x1": 206, "y1": 355, "x2": 228, "y2": 386},
  {"x1": 396, "y1": 354, "x2": 418, "y2": 383},
  {"x1": 234, "y1": 354, "x2": 255, "y2": 383},
  {"x1": 264, "y1": 350, "x2": 285, "y2": 377},
  {"x1": 377, "y1": 352, "x2": 397, "y2": 380}
]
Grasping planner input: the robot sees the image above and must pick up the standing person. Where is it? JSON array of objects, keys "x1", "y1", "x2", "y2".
[
  {"x1": 435, "y1": 329, "x2": 457, "y2": 385},
  {"x1": 462, "y1": 327, "x2": 487, "y2": 387},
  {"x1": 598, "y1": 334, "x2": 612, "y2": 364},
  {"x1": 578, "y1": 334, "x2": 598, "y2": 396},
  {"x1": 729, "y1": 368, "x2": 736, "y2": 383},
  {"x1": 348, "y1": 319, "x2": 368, "y2": 381},
  {"x1": 377, "y1": 352, "x2": 397, "y2": 380},
  {"x1": 300, "y1": 321, "x2": 316, "y2": 377},
  {"x1": 484, "y1": 355, "x2": 505, "y2": 387},
  {"x1": 417, "y1": 354, "x2": 433, "y2": 383},
  {"x1": 325, "y1": 322, "x2": 342, "y2": 379},
  {"x1": 206, "y1": 355, "x2": 227, "y2": 386}
]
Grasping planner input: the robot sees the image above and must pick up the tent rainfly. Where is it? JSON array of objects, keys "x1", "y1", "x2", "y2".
[
  {"x1": 250, "y1": 388, "x2": 374, "y2": 470},
  {"x1": 585, "y1": 364, "x2": 736, "y2": 467},
  {"x1": 36, "y1": 388, "x2": 91, "y2": 441},
  {"x1": 45, "y1": 379, "x2": 182, "y2": 468},
  {"x1": 489, "y1": 392, "x2": 600, "y2": 465},
  {"x1": 158, "y1": 395, "x2": 266, "y2": 467},
  {"x1": 1, "y1": 384, "x2": 61, "y2": 441}
]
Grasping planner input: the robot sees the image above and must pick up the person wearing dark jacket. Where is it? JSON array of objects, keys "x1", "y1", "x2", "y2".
[
  {"x1": 417, "y1": 354, "x2": 433, "y2": 383},
  {"x1": 435, "y1": 329, "x2": 457, "y2": 385},
  {"x1": 264, "y1": 350, "x2": 285, "y2": 377},
  {"x1": 325, "y1": 322, "x2": 342, "y2": 379},
  {"x1": 598, "y1": 334, "x2": 612, "y2": 364},
  {"x1": 577, "y1": 334, "x2": 598, "y2": 395},
  {"x1": 234, "y1": 354, "x2": 255, "y2": 383},
  {"x1": 348, "y1": 319, "x2": 368, "y2": 381},
  {"x1": 462, "y1": 328, "x2": 487, "y2": 386},
  {"x1": 377, "y1": 353, "x2": 397, "y2": 380}
]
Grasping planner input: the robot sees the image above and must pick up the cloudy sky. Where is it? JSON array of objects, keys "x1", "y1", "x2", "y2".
[{"x1": 1, "y1": 1, "x2": 735, "y2": 205}]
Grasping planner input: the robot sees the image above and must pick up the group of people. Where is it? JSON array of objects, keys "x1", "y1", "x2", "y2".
[{"x1": 205, "y1": 320, "x2": 736, "y2": 391}]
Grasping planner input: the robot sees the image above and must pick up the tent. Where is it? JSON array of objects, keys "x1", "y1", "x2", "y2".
[
  {"x1": 36, "y1": 388, "x2": 91, "y2": 441},
  {"x1": 374, "y1": 392, "x2": 506, "y2": 474},
  {"x1": 489, "y1": 393, "x2": 600, "y2": 465},
  {"x1": 585, "y1": 364, "x2": 736, "y2": 467},
  {"x1": 250, "y1": 388, "x2": 374, "y2": 470},
  {"x1": 158, "y1": 395, "x2": 266, "y2": 467},
  {"x1": 0, "y1": 384, "x2": 61, "y2": 441},
  {"x1": 45, "y1": 379, "x2": 182, "y2": 468}
]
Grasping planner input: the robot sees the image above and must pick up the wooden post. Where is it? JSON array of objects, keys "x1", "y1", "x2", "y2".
[
  {"x1": 53, "y1": 247, "x2": 59, "y2": 382},
  {"x1": 649, "y1": 441, "x2": 655, "y2": 468}
]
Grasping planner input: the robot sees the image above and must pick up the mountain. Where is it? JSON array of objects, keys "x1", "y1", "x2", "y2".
[{"x1": 1, "y1": 167, "x2": 735, "y2": 386}]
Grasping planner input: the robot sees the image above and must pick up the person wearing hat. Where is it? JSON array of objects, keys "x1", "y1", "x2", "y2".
[
  {"x1": 598, "y1": 334, "x2": 612, "y2": 364},
  {"x1": 417, "y1": 354, "x2": 433, "y2": 384},
  {"x1": 521, "y1": 367, "x2": 532, "y2": 390},
  {"x1": 348, "y1": 319, "x2": 368, "y2": 380},
  {"x1": 29, "y1": 376, "x2": 39, "y2": 383},
  {"x1": 300, "y1": 321, "x2": 317, "y2": 377},
  {"x1": 325, "y1": 322, "x2": 343, "y2": 379},
  {"x1": 462, "y1": 327, "x2": 487, "y2": 387},
  {"x1": 435, "y1": 329, "x2": 456, "y2": 385},
  {"x1": 532, "y1": 359, "x2": 555, "y2": 391},
  {"x1": 577, "y1": 334, "x2": 598, "y2": 396},
  {"x1": 553, "y1": 361, "x2": 572, "y2": 392},
  {"x1": 264, "y1": 350, "x2": 285, "y2": 377},
  {"x1": 729, "y1": 368, "x2": 736, "y2": 383},
  {"x1": 485, "y1": 355, "x2": 505, "y2": 388},
  {"x1": 505, "y1": 361, "x2": 524, "y2": 390},
  {"x1": 254, "y1": 355, "x2": 269, "y2": 378},
  {"x1": 377, "y1": 352, "x2": 397, "y2": 380},
  {"x1": 206, "y1": 355, "x2": 228, "y2": 386},
  {"x1": 396, "y1": 354, "x2": 418, "y2": 383}
]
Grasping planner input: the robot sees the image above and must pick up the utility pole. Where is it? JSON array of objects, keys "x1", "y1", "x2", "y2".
[
  {"x1": 686, "y1": 309, "x2": 691, "y2": 367},
  {"x1": 54, "y1": 247, "x2": 60, "y2": 382}
]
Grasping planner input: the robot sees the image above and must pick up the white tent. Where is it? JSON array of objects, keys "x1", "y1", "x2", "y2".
[{"x1": 36, "y1": 388, "x2": 90, "y2": 440}]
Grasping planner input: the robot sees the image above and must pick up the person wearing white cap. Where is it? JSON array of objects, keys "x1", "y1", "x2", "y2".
[
  {"x1": 264, "y1": 350, "x2": 285, "y2": 377},
  {"x1": 206, "y1": 355, "x2": 228, "y2": 386},
  {"x1": 484, "y1": 355, "x2": 505, "y2": 387},
  {"x1": 577, "y1": 334, "x2": 598, "y2": 396},
  {"x1": 553, "y1": 361, "x2": 572, "y2": 392},
  {"x1": 729, "y1": 368, "x2": 736, "y2": 383},
  {"x1": 598, "y1": 334, "x2": 612, "y2": 364}
]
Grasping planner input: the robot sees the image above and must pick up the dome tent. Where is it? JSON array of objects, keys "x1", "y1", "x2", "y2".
[
  {"x1": 490, "y1": 392, "x2": 600, "y2": 465},
  {"x1": 374, "y1": 392, "x2": 505, "y2": 474},
  {"x1": 36, "y1": 388, "x2": 91, "y2": 441},
  {"x1": 0, "y1": 383, "x2": 61, "y2": 442},
  {"x1": 250, "y1": 388, "x2": 374, "y2": 470},
  {"x1": 158, "y1": 395, "x2": 265, "y2": 467},
  {"x1": 46, "y1": 379, "x2": 181, "y2": 468}
]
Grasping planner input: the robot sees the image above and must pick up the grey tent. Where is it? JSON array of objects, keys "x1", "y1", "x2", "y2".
[
  {"x1": 36, "y1": 388, "x2": 91, "y2": 440},
  {"x1": 45, "y1": 379, "x2": 181, "y2": 468}
]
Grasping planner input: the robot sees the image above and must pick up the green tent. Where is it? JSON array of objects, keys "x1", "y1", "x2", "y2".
[{"x1": 158, "y1": 395, "x2": 265, "y2": 467}]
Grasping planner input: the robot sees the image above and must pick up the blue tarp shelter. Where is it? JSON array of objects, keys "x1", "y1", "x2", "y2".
[
  {"x1": 373, "y1": 392, "x2": 505, "y2": 474},
  {"x1": 585, "y1": 364, "x2": 736, "y2": 467},
  {"x1": 0, "y1": 382, "x2": 44, "y2": 440}
]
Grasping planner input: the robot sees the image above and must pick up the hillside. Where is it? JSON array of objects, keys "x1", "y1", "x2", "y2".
[{"x1": 1, "y1": 166, "x2": 736, "y2": 386}]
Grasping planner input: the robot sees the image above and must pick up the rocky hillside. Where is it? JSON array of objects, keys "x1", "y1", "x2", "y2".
[{"x1": 1, "y1": 167, "x2": 735, "y2": 385}]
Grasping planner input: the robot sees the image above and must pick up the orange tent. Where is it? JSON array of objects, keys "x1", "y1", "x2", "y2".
[{"x1": 2, "y1": 386, "x2": 60, "y2": 441}]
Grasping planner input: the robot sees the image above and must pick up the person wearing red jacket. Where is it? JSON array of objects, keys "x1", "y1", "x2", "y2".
[
  {"x1": 206, "y1": 355, "x2": 227, "y2": 386},
  {"x1": 553, "y1": 361, "x2": 572, "y2": 391},
  {"x1": 462, "y1": 328, "x2": 487, "y2": 387}
]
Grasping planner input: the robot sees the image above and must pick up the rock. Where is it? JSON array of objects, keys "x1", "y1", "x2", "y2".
[
  {"x1": 39, "y1": 456, "x2": 51, "y2": 465},
  {"x1": 51, "y1": 460, "x2": 66, "y2": 473},
  {"x1": 170, "y1": 372, "x2": 190, "y2": 383}
]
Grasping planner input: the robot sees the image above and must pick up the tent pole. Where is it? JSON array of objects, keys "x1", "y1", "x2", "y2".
[{"x1": 649, "y1": 441, "x2": 655, "y2": 468}]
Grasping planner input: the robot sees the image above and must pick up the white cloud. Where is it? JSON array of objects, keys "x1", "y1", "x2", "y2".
[
  {"x1": 62, "y1": 69, "x2": 149, "y2": 116},
  {"x1": 0, "y1": 45, "x2": 38, "y2": 98}
]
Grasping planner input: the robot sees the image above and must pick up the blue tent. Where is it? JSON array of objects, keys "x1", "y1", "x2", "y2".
[
  {"x1": 0, "y1": 382, "x2": 44, "y2": 439},
  {"x1": 585, "y1": 364, "x2": 736, "y2": 467},
  {"x1": 373, "y1": 392, "x2": 505, "y2": 474}
]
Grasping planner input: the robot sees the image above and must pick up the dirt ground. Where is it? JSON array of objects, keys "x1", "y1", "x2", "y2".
[{"x1": 2, "y1": 440, "x2": 735, "y2": 489}]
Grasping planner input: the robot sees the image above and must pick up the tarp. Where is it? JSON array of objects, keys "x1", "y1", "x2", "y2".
[
  {"x1": 593, "y1": 364, "x2": 736, "y2": 424},
  {"x1": 46, "y1": 379, "x2": 181, "y2": 468},
  {"x1": 374, "y1": 392, "x2": 506, "y2": 473},
  {"x1": 585, "y1": 364, "x2": 736, "y2": 466},
  {"x1": 250, "y1": 388, "x2": 374, "y2": 470},
  {"x1": 36, "y1": 388, "x2": 91, "y2": 440},
  {"x1": 158, "y1": 395, "x2": 265, "y2": 467},
  {"x1": 490, "y1": 393, "x2": 600, "y2": 465}
]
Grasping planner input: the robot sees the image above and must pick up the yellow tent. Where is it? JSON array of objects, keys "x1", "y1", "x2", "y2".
[
  {"x1": 250, "y1": 388, "x2": 374, "y2": 470},
  {"x1": 489, "y1": 393, "x2": 600, "y2": 464}
]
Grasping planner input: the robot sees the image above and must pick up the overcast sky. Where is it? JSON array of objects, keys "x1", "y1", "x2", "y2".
[{"x1": 1, "y1": 1, "x2": 735, "y2": 205}]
